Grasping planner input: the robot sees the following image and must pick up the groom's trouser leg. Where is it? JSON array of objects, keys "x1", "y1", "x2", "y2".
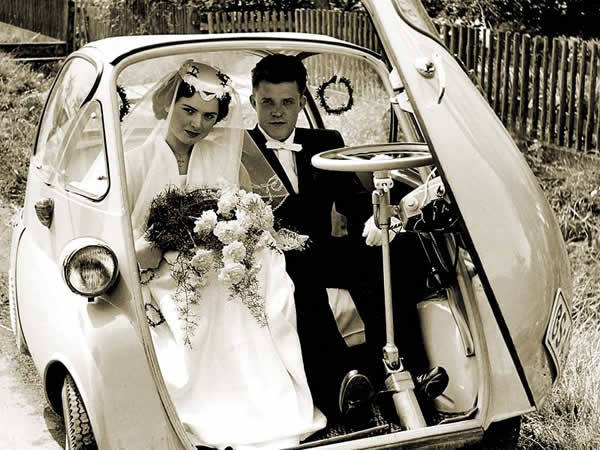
[
  {"x1": 348, "y1": 233, "x2": 431, "y2": 380},
  {"x1": 285, "y1": 250, "x2": 352, "y2": 421}
]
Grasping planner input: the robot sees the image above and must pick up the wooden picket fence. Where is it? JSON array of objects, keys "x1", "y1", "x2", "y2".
[
  {"x1": 81, "y1": 5, "x2": 381, "y2": 53},
  {"x1": 78, "y1": 4, "x2": 600, "y2": 154},
  {"x1": 440, "y1": 24, "x2": 600, "y2": 153},
  {"x1": 4, "y1": 0, "x2": 600, "y2": 154},
  {"x1": 0, "y1": 0, "x2": 73, "y2": 59},
  {"x1": 0, "y1": 0, "x2": 70, "y2": 41}
]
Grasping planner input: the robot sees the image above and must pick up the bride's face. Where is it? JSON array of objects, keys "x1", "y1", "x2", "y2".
[{"x1": 168, "y1": 92, "x2": 219, "y2": 148}]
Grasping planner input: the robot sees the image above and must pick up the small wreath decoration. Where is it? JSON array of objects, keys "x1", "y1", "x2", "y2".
[
  {"x1": 116, "y1": 85, "x2": 130, "y2": 122},
  {"x1": 316, "y1": 75, "x2": 354, "y2": 115}
]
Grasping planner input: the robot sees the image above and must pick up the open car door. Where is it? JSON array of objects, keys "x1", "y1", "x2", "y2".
[{"x1": 364, "y1": 0, "x2": 572, "y2": 407}]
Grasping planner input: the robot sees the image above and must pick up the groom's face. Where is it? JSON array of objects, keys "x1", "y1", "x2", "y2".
[{"x1": 250, "y1": 81, "x2": 306, "y2": 141}]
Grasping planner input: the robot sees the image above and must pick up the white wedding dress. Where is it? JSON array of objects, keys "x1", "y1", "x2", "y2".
[{"x1": 126, "y1": 134, "x2": 326, "y2": 449}]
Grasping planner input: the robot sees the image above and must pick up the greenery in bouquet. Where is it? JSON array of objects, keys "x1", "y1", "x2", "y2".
[{"x1": 144, "y1": 183, "x2": 308, "y2": 345}]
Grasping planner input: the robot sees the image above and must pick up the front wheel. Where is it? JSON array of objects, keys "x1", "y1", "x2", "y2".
[{"x1": 61, "y1": 374, "x2": 98, "y2": 450}]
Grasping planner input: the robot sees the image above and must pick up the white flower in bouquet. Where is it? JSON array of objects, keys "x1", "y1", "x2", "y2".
[
  {"x1": 147, "y1": 184, "x2": 310, "y2": 342},
  {"x1": 218, "y1": 262, "x2": 246, "y2": 284},
  {"x1": 237, "y1": 191, "x2": 275, "y2": 230},
  {"x1": 249, "y1": 261, "x2": 262, "y2": 276},
  {"x1": 191, "y1": 248, "x2": 215, "y2": 271},
  {"x1": 235, "y1": 209, "x2": 251, "y2": 228},
  {"x1": 213, "y1": 220, "x2": 246, "y2": 245},
  {"x1": 217, "y1": 190, "x2": 239, "y2": 218},
  {"x1": 222, "y1": 241, "x2": 246, "y2": 263},
  {"x1": 240, "y1": 191, "x2": 262, "y2": 206},
  {"x1": 193, "y1": 210, "x2": 218, "y2": 236},
  {"x1": 257, "y1": 207, "x2": 275, "y2": 230}
]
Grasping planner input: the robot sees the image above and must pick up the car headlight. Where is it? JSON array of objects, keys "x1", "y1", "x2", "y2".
[{"x1": 61, "y1": 238, "x2": 119, "y2": 299}]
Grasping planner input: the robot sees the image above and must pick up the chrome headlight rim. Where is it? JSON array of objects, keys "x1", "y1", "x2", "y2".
[{"x1": 61, "y1": 237, "x2": 120, "y2": 298}]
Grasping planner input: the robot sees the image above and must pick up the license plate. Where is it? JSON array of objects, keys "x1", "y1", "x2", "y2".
[{"x1": 544, "y1": 289, "x2": 572, "y2": 379}]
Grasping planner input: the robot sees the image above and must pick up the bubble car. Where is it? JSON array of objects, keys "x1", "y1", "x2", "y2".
[{"x1": 9, "y1": 0, "x2": 572, "y2": 448}]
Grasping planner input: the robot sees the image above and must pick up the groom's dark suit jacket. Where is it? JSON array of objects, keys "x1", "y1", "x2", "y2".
[
  {"x1": 248, "y1": 126, "x2": 369, "y2": 259},
  {"x1": 248, "y1": 125, "x2": 370, "y2": 418},
  {"x1": 248, "y1": 126, "x2": 432, "y2": 419}
]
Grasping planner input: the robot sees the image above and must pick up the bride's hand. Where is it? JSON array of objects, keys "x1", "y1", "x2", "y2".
[{"x1": 135, "y1": 227, "x2": 163, "y2": 270}]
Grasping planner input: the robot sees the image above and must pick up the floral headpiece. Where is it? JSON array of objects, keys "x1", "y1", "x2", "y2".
[{"x1": 178, "y1": 60, "x2": 234, "y2": 101}]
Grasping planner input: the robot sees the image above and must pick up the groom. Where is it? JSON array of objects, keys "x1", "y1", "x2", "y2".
[
  {"x1": 248, "y1": 54, "x2": 374, "y2": 421},
  {"x1": 247, "y1": 54, "x2": 449, "y2": 422}
]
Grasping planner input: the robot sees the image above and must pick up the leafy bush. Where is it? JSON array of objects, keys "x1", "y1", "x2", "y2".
[
  {"x1": 422, "y1": 0, "x2": 600, "y2": 39},
  {"x1": 0, "y1": 53, "x2": 57, "y2": 205}
]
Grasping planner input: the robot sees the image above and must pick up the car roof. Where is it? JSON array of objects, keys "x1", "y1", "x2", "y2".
[{"x1": 81, "y1": 32, "x2": 376, "y2": 65}]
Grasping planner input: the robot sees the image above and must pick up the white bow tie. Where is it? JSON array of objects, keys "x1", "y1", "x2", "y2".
[{"x1": 265, "y1": 141, "x2": 303, "y2": 152}]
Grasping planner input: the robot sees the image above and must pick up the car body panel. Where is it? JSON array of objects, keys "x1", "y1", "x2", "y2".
[
  {"x1": 85, "y1": 32, "x2": 367, "y2": 65},
  {"x1": 16, "y1": 57, "x2": 185, "y2": 448},
  {"x1": 471, "y1": 274, "x2": 534, "y2": 426},
  {"x1": 417, "y1": 298, "x2": 479, "y2": 413},
  {"x1": 318, "y1": 420, "x2": 483, "y2": 449},
  {"x1": 364, "y1": 0, "x2": 572, "y2": 406},
  {"x1": 11, "y1": 2, "x2": 572, "y2": 446},
  {"x1": 18, "y1": 185, "x2": 181, "y2": 450}
]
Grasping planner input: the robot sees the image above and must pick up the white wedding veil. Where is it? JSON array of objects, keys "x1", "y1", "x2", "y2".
[{"x1": 121, "y1": 59, "x2": 288, "y2": 237}]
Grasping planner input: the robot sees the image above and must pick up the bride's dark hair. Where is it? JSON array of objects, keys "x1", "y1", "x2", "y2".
[{"x1": 152, "y1": 75, "x2": 231, "y2": 123}]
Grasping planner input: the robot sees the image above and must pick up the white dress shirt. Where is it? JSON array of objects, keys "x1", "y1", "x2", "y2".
[{"x1": 258, "y1": 125, "x2": 299, "y2": 194}]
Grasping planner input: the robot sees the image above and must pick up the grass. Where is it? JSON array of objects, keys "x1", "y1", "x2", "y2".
[
  {"x1": 516, "y1": 143, "x2": 600, "y2": 449},
  {"x1": 0, "y1": 53, "x2": 599, "y2": 448},
  {"x1": 0, "y1": 52, "x2": 57, "y2": 205}
]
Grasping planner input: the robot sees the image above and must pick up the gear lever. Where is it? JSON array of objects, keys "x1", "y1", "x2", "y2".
[{"x1": 372, "y1": 165, "x2": 427, "y2": 430}]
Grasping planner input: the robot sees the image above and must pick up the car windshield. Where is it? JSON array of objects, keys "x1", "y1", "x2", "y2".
[{"x1": 116, "y1": 48, "x2": 422, "y2": 155}]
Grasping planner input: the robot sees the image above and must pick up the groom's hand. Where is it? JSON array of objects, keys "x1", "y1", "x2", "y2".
[{"x1": 362, "y1": 215, "x2": 400, "y2": 247}]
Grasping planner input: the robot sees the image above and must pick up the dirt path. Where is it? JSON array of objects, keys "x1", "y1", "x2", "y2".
[{"x1": 0, "y1": 205, "x2": 64, "y2": 449}]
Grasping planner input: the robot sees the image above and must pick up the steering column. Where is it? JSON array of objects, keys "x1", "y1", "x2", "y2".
[{"x1": 372, "y1": 167, "x2": 427, "y2": 430}]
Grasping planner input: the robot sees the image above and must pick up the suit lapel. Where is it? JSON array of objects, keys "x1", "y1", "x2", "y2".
[
  {"x1": 249, "y1": 126, "x2": 296, "y2": 195},
  {"x1": 293, "y1": 129, "x2": 313, "y2": 193}
]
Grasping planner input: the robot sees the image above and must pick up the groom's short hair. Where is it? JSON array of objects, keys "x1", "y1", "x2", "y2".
[{"x1": 251, "y1": 54, "x2": 307, "y2": 95}]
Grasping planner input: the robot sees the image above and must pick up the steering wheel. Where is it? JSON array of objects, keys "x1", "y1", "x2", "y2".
[{"x1": 311, "y1": 143, "x2": 433, "y2": 172}]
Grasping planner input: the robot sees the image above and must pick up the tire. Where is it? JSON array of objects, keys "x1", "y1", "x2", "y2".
[
  {"x1": 61, "y1": 374, "x2": 98, "y2": 450},
  {"x1": 8, "y1": 272, "x2": 28, "y2": 355}
]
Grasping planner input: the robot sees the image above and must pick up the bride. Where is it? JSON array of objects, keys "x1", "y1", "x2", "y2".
[{"x1": 123, "y1": 60, "x2": 326, "y2": 449}]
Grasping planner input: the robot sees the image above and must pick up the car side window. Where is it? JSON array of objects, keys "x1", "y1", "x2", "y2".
[
  {"x1": 33, "y1": 58, "x2": 98, "y2": 182},
  {"x1": 55, "y1": 101, "x2": 109, "y2": 199}
]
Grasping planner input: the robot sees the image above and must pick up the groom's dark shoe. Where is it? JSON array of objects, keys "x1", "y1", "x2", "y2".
[
  {"x1": 414, "y1": 366, "x2": 449, "y2": 402},
  {"x1": 339, "y1": 370, "x2": 374, "y2": 421}
]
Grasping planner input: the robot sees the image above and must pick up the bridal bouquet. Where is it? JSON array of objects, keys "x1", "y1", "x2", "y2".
[{"x1": 145, "y1": 183, "x2": 308, "y2": 344}]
